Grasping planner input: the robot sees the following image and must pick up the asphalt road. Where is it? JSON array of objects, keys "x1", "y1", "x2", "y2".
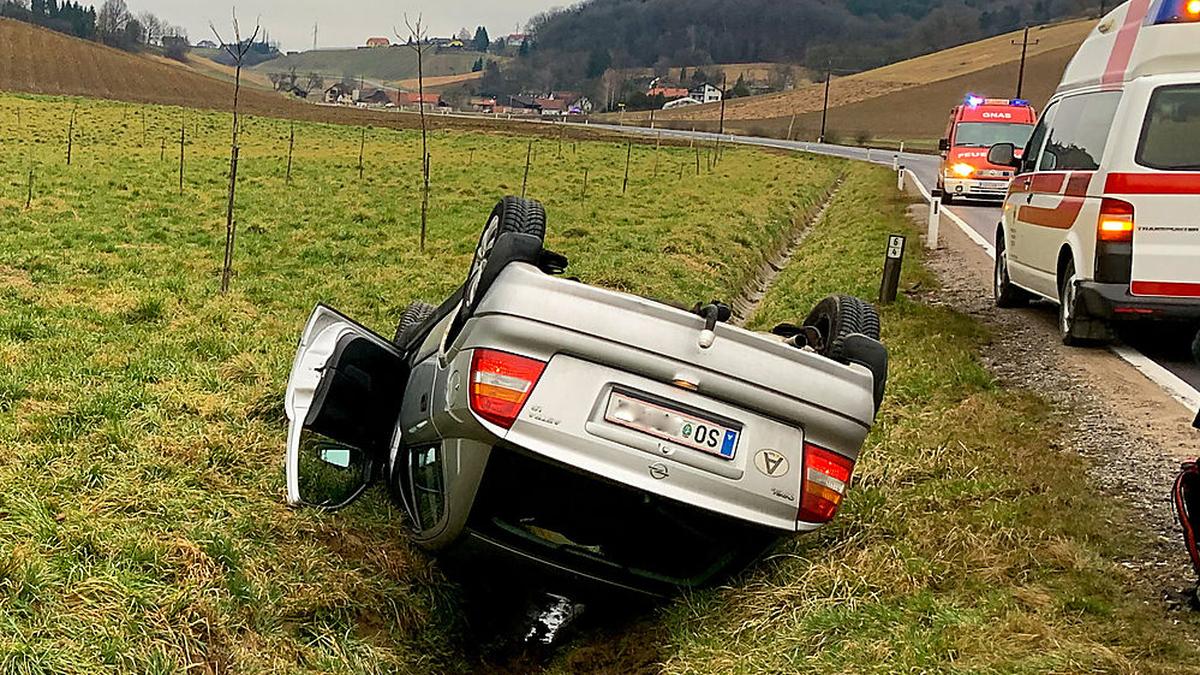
[{"x1": 578, "y1": 122, "x2": 1200, "y2": 403}]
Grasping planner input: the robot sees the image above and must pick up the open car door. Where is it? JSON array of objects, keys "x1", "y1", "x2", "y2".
[{"x1": 285, "y1": 304, "x2": 409, "y2": 509}]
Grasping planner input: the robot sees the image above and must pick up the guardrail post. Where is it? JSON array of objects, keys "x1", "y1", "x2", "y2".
[
  {"x1": 899, "y1": 141, "x2": 905, "y2": 154},
  {"x1": 927, "y1": 189, "x2": 942, "y2": 250},
  {"x1": 892, "y1": 154, "x2": 899, "y2": 172},
  {"x1": 897, "y1": 166, "x2": 906, "y2": 192},
  {"x1": 879, "y1": 235, "x2": 906, "y2": 304}
]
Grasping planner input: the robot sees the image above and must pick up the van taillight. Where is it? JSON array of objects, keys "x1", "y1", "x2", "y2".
[
  {"x1": 1098, "y1": 198, "x2": 1135, "y2": 243},
  {"x1": 469, "y1": 349, "x2": 547, "y2": 429},
  {"x1": 798, "y1": 443, "x2": 855, "y2": 524}
]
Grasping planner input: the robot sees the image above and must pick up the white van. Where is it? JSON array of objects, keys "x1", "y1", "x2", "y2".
[{"x1": 989, "y1": 0, "x2": 1200, "y2": 345}]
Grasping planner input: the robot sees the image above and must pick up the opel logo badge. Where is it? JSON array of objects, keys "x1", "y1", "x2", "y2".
[{"x1": 649, "y1": 463, "x2": 669, "y2": 480}]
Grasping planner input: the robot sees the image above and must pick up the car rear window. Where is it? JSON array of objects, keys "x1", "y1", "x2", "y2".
[{"x1": 1138, "y1": 84, "x2": 1200, "y2": 171}]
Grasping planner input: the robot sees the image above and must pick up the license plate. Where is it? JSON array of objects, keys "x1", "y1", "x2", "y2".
[{"x1": 604, "y1": 391, "x2": 740, "y2": 459}]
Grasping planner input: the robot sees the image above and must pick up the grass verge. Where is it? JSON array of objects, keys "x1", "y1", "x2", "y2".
[{"x1": 555, "y1": 164, "x2": 1200, "y2": 673}]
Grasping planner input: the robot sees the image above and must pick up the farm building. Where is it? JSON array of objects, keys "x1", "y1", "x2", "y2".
[{"x1": 366, "y1": 37, "x2": 390, "y2": 48}]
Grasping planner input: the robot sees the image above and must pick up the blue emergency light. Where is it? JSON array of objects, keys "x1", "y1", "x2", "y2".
[
  {"x1": 965, "y1": 94, "x2": 985, "y2": 108},
  {"x1": 1010, "y1": 99, "x2": 1030, "y2": 107},
  {"x1": 1153, "y1": 0, "x2": 1200, "y2": 24}
]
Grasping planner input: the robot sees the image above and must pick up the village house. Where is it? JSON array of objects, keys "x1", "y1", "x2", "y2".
[
  {"x1": 690, "y1": 83, "x2": 724, "y2": 104},
  {"x1": 324, "y1": 83, "x2": 354, "y2": 104},
  {"x1": 365, "y1": 37, "x2": 390, "y2": 48},
  {"x1": 648, "y1": 86, "x2": 690, "y2": 101}
]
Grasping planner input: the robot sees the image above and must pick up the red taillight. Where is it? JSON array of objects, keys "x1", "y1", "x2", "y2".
[
  {"x1": 1098, "y1": 198, "x2": 1134, "y2": 243},
  {"x1": 469, "y1": 349, "x2": 547, "y2": 429},
  {"x1": 798, "y1": 443, "x2": 855, "y2": 524}
]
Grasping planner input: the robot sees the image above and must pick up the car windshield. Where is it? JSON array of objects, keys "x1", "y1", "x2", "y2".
[
  {"x1": 954, "y1": 122, "x2": 1035, "y2": 148},
  {"x1": 1138, "y1": 84, "x2": 1200, "y2": 170}
]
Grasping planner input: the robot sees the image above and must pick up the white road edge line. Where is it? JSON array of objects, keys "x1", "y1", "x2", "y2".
[{"x1": 901, "y1": 170, "x2": 1200, "y2": 413}]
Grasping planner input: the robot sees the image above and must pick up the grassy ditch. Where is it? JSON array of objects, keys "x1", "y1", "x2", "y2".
[
  {"x1": 0, "y1": 93, "x2": 845, "y2": 672},
  {"x1": 563, "y1": 165, "x2": 1200, "y2": 673}
]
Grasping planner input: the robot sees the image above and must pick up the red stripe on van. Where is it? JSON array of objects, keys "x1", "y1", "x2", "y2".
[
  {"x1": 1106, "y1": 173, "x2": 1200, "y2": 194},
  {"x1": 1132, "y1": 281, "x2": 1200, "y2": 298},
  {"x1": 1031, "y1": 173, "x2": 1067, "y2": 193},
  {"x1": 1019, "y1": 197, "x2": 1086, "y2": 229},
  {"x1": 1103, "y1": 0, "x2": 1152, "y2": 87},
  {"x1": 1065, "y1": 173, "x2": 1092, "y2": 197}
]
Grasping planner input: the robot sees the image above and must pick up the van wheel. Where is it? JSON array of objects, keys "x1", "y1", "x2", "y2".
[
  {"x1": 1058, "y1": 260, "x2": 1109, "y2": 347},
  {"x1": 942, "y1": 192, "x2": 955, "y2": 205},
  {"x1": 803, "y1": 295, "x2": 881, "y2": 362},
  {"x1": 994, "y1": 232, "x2": 1031, "y2": 308},
  {"x1": 394, "y1": 301, "x2": 437, "y2": 347}
]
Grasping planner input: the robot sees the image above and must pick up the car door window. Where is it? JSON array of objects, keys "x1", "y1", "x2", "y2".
[
  {"x1": 410, "y1": 445, "x2": 445, "y2": 531},
  {"x1": 1042, "y1": 91, "x2": 1122, "y2": 171},
  {"x1": 1020, "y1": 104, "x2": 1055, "y2": 175}
]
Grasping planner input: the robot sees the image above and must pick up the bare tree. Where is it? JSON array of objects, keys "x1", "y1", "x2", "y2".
[
  {"x1": 210, "y1": 10, "x2": 261, "y2": 295},
  {"x1": 399, "y1": 15, "x2": 431, "y2": 252},
  {"x1": 138, "y1": 10, "x2": 163, "y2": 46}
]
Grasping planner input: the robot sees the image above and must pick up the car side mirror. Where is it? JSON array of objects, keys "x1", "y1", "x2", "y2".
[
  {"x1": 987, "y1": 143, "x2": 1018, "y2": 168},
  {"x1": 938, "y1": 138, "x2": 950, "y2": 153},
  {"x1": 296, "y1": 437, "x2": 373, "y2": 510}
]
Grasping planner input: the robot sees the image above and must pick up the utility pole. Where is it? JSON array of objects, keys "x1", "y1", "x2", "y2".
[
  {"x1": 1012, "y1": 27, "x2": 1039, "y2": 99},
  {"x1": 718, "y1": 73, "x2": 727, "y2": 136},
  {"x1": 312, "y1": 22, "x2": 317, "y2": 51},
  {"x1": 818, "y1": 59, "x2": 832, "y2": 144}
]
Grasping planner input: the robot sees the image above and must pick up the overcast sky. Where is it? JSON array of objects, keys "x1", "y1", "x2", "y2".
[{"x1": 128, "y1": 0, "x2": 567, "y2": 51}]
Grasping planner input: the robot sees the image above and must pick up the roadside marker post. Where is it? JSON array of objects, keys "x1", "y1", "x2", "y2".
[
  {"x1": 892, "y1": 154, "x2": 898, "y2": 172},
  {"x1": 879, "y1": 235, "x2": 906, "y2": 304},
  {"x1": 897, "y1": 166, "x2": 906, "y2": 192},
  {"x1": 927, "y1": 190, "x2": 942, "y2": 250}
]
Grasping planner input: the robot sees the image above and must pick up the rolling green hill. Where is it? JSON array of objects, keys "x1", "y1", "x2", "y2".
[{"x1": 250, "y1": 47, "x2": 490, "y2": 85}]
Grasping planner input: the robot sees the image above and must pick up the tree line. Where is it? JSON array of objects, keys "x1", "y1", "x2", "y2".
[
  {"x1": 1, "y1": 0, "x2": 187, "y2": 56},
  {"x1": 483, "y1": 0, "x2": 1096, "y2": 107}
]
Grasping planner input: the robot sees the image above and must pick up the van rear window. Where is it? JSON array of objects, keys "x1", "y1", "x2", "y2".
[{"x1": 1138, "y1": 85, "x2": 1200, "y2": 171}]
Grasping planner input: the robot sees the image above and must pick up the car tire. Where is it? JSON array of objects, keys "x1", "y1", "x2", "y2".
[
  {"x1": 454, "y1": 196, "x2": 547, "y2": 335},
  {"x1": 803, "y1": 295, "x2": 882, "y2": 362},
  {"x1": 994, "y1": 230, "x2": 1031, "y2": 308},
  {"x1": 942, "y1": 192, "x2": 955, "y2": 205},
  {"x1": 394, "y1": 301, "x2": 437, "y2": 346}
]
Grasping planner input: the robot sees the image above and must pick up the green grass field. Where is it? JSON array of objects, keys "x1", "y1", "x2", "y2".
[
  {"x1": 0, "y1": 92, "x2": 844, "y2": 672},
  {"x1": 4, "y1": 90, "x2": 1200, "y2": 674}
]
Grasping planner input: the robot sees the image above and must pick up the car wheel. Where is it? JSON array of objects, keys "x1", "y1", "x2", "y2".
[
  {"x1": 458, "y1": 194, "x2": 549, "y2": 312},
  {"x1": 394, "y1": 301, "x2": 437, "y2": 347},
  {"x1": 994, "y1": 231, "x2": 1030, "y2": 308},
  {"x1": 802, "y1": 295, "x2": 882, "y2": 362},
  {"x1": 942, "y1": 192, "x2": 955, "y2": 205}
]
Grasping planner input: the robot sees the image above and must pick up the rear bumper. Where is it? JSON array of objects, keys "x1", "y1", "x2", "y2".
[
  {"x1": 943, "y1": 177, "x2": 1009, "y2": 200},
  {"x1": 1078, "y1": 281, "x2": 1200, "y2": 322}
]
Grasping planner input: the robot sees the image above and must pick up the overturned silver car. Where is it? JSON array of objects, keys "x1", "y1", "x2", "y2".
[{"x1": 284, "y1": 197, "x2": 888, "y2": 596}]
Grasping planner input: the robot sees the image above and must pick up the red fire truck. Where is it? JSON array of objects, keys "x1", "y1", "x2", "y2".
[{"x1": 938, "y1": 96, "x2": 1038, "y2": 203}]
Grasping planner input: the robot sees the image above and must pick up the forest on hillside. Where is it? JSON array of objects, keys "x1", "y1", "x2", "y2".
[{"x1": 485, "y1": 0, "x2": 1097, "y2": 104}]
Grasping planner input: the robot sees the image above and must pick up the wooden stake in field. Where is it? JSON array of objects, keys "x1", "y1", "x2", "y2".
[
  {"x1": 178, "y1": 122, "x2": 185, "y2": 194},
  {"x1": 25, "y1": 164, "x2": 34, "y2": 210},
  {"x1": 211, "y1": 10, "x2": 261, "y2": 295},
  {"x1": 557, "y1": 122, "x2": 564, "y2": 159},
  {"x1": 401, "y1": 14, "x2": 431, "y2": 252},
  {"x1": 520, "y1": 140, "x2": 533, "y2": 199},
  {"x1": 160, "y1": 138, "x2": 166, "y2": 161},
  {"x1": 653, "y1": 132, "x2": 661, "y2": 177},
  {"x1": 581, "y1": 168, "x2": 589, "y2": 199},
  {"x1": 141, "y1": 110, "x2": 146, "y2": 147},
  {"x1": 786, "y1": 113, "x2": 797, "y2": 141},
  {"x1": 695, "y1": 144, "x2": 701, "y2": 176},
  {"x1": 66, "y1": 106, "x2": 76, "y2": 166},
  {"x1": 622, "y1": 141, "x2": 632, "y2": 195},
  {"x1": 286, "y1": 121, "x2": 295, "y2": 185},
  {"x1": 357, "y1": 127, "x2": 366, "y2": 181}
]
